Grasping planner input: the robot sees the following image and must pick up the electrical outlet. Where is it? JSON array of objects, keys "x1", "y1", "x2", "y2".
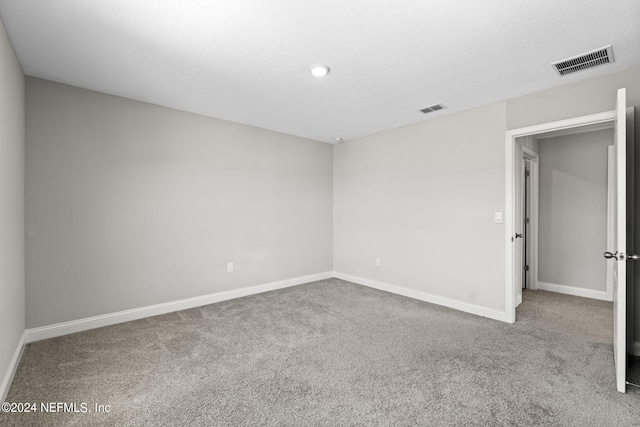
[
  {"x1": 227, "y1": 262, "x2": 234, "y2": 273},
  {"x1": 494, "y1": 212, "x2": 503, "y2": 223},
  {"x1": 375, "y1": 258, "x2": 381, "y2": 267}
]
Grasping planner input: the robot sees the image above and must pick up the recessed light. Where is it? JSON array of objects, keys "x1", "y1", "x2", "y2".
[{"x1": 310, "y1": 64, "x2": 330, "y2": 77}]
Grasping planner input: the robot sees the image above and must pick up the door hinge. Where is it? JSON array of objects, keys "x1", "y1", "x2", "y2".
[
  {"x1": 524, "y1": 265, "x2": 530, "y2": 271},
  {"x1": 525, "y1": 217, "x2": 530, "y2": 224},
  {"x1": 525, "y1": 170, "x2": 530, "y2": 177}
]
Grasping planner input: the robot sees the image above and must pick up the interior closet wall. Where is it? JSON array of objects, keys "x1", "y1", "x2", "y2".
[{"x1": 538, "y1": 129, "x2": 613, "y2": 293}]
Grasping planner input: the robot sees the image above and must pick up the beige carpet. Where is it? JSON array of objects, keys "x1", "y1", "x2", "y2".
[{"x1": 2, "y1": 279, "x2": 639, "y2": 426}]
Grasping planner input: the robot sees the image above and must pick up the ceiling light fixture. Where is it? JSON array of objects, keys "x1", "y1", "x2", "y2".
[{"x1": 310, "y1": 64, "x2": 330, "y2": 77}]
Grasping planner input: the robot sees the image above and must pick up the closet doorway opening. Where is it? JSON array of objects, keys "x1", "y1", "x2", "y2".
[
  {"x1": 513, "y1": 124, "x2": 615, "y2": 307},
  {"x1": 504, "y1": 89, "x2": 634, "y2": 393}
]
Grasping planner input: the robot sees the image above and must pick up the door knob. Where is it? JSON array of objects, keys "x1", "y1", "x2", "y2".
[{"x1": 604, "y1": 252, "x2": 640, "y2": 260}]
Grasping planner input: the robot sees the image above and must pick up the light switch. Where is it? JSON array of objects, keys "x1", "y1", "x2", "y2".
[{"x1": 494, "y1": 212, "x2": 503, "y2": 223}]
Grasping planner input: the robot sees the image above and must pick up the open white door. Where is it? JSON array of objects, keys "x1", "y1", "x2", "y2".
[{"x1": 608, "y1": 88, "x2": 627, "y2": 393}]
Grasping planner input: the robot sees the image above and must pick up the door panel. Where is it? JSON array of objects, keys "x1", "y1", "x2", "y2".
[
  {"x1": 613, "y1": 88, "x2": 627, "y2": 393},
  {"x1": 625, "y1": 107, "x2": 635, "y2": 357},
  {"x1": 524, "y1": 159, "x2": 531, "y2": 290}
]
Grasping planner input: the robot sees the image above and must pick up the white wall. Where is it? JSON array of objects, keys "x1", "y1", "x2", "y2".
[
  {"x1": 25, "y1": 78, "x2": 333, "y2": 328},
  {"x1": 0, "y1": 16, "x2": 25, "y2": 398},
  {"x1": 334, "y1": 103, "x2": 507, "y2": 312},
  {"x1": 538, "y1": 129, "x2": 613, "y2": 292}
]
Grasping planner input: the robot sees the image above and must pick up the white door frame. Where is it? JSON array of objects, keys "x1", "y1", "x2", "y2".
[
  {"x1": 504, "y1": 111, "x2": 615, "y2": 323},
  {"x1": 521, "y1": 147, "x2": 539, "y2": 292},
  {"x1": 514, "y1": 144, "x2": 539, "y2": 306}
]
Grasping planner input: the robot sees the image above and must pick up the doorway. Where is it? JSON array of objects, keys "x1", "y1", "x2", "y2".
[
  {"x1": 522, "y1": 127, "x2": 614, "y2": 302},
  {"x1": 505, "y1": 110, "x2": 618, "y2": 322},
  {"x1": 504, "y1": 91, "x2": 635, "y2": 393}
]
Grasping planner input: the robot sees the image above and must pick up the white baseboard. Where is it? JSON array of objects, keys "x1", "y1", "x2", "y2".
[
  {"x1": 26, "y1": 271, "x2": 333, "y2": 343},
  {"x1": 633, "y1": 341, "x2": 640, "y2": 357},
  {"x1": 1, "y1": 331, "x2": 26, "y2": 402},
  {"x1": 537, "y1": 282, "x2": 608, "y2": 301},
  {"x1": 333, "y1": 272, "x2": 507, "y2": 322}
]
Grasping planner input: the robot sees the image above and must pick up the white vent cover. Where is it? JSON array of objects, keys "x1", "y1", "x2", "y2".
[
  {"x1": 551, "y1": 45, "x2": 614, "y2": 76},
  {"x1": 419, "y1": 103, "x2": 447, "y2": 114}
]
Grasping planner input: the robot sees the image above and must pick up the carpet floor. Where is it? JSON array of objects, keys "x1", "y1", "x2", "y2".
[{"x1": 2, "y1": 279, "x2": 639, "y2": 426}]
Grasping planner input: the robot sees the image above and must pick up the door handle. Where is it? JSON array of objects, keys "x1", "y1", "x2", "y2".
[
  {"x1": 604, "y1": 252, "x2": 640, "y2": 261},
  {"x1": 515, "y1": 233, "x2": 523, "y2": 239}
]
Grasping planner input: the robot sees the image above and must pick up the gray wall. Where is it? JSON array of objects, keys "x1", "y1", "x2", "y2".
[
  {"x1": 538, "y1": 129, "x2": 613, "y2": 291},
  {"x1": 334, "y1": 103, "x2": 507, "y2": 311},
  {"x1": 0, "y1": 17, "x2": 25, "y2": 394},
  {"x1": 26, "y1": 78, "x2": 333, "y2": 328},
  {"x1": 21, "y1": 58, "x2": 640, "y2": 345}
]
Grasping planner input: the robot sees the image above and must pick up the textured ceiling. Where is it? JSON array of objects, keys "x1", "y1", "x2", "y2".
[{"x1": 1, "y1": 0, "x2": 639, "y2": 143}]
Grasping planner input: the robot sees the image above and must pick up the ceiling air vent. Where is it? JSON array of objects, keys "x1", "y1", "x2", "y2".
[
  {"x1": 551, "y1": 45, "x2": 614, "y2": 76},
  {"x1": 419, "y1": 103, "x2": 446, "y2": 114}
]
